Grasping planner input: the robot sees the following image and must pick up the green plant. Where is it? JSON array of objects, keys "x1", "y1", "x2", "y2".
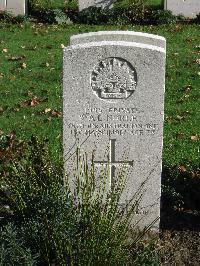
[
  {"x1": 52, "y1": 9, "x2": 72, "y2": 24},
  {"x1": 0, "y1": 136, "x2": 158, "y2": 265},
  {"x1": 196, "y1": 12, "x2": 200, "y2": 23},
  {"x1": 65, "y1": 0, "x2": 78, "y2": 11},
  {"x1": 0, "y1": 224, "x2": 37, "y2": 265},
  {"x1": 29, "y1": 0, "x2": 64, "y2": 12},
  {"x1": 114, "y1": 0, "x2": 147, "y2": 21},
  {"x1": 0, "y1": 11, "x2": 27, "y2": 24},
  {"x1": 151, "y1": 10, "x2": 176, "y2": 24},
  {"x1": 74, "y1": 7, "x2": 112, "y2": 25},
  {"x1": 0, "y1": 11, "x2": 14, "y2": 22}
]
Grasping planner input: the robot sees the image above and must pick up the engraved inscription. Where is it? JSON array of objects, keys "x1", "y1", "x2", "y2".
[
  {"x1": 91, "y1": 57, "x2": 137, "y2": 100},
  {"x1": 67, "y1": 107, "x2": 160, "y2": 138}
]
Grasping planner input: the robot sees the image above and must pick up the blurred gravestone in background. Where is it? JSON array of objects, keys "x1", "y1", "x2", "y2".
[
  {"x1": 0, "y1": 0, "x2": 27, "y2": 16},
  {"x1": 164, "y1": 0, "x2": 200, "y2": 18}
]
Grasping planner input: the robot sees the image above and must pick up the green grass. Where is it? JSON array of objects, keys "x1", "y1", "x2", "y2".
[
  {"x1": 0, "y1": 22, "x2": 199, "y2": 167},
  {"x1": 146, "y1": 0, "x2": 163, "y2": 8},
  {"x1": 29, "y1": 0, "x2": 66, "y2": 10}
]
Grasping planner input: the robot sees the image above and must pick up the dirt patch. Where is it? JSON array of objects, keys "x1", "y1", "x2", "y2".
[{"x1": 160, "y1": 230, "x2": 200, "y2": 265}]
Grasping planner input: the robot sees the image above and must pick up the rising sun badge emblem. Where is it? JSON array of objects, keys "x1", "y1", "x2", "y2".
[{"x1": 91, "y1": 57, "x2": 137, "y2": 100}]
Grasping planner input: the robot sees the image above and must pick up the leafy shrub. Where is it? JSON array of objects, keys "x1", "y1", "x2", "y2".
[
  {"x1": 0, "y1": 11, "x2": 13, "y2": 22},
  {"x1": 70, "y1": 6, "x2": 113, "y2": 24},
  {"x1": 68, "y1": 3, "x2": 179, "y2": 25},
  {"x1": 30, "y1": 8, "x2": 72, "y2": 24},
  {"x1": 151, "y1": 10, "x2": 177, "y2": 24},
  {"x1": 65, "y1": 0, "x2": 79, "y2": 11},
  {"x1": 0, "y1": 224, "x2": 37, "y2": 265},
  {"x1": 0, "y1": 11, "x2": 28, "y2": 23},
  {"x1": 196, "y1": 12, "x2": 200, "y2": 23},
  {"x1": 53, "y1": 9, "x2": 72, "y2": 24},
  {"x1": 114, "y1": 0, "x2": 147, "y2": 21},
  {"x1": 28, "y1": 0, "x2": 72, "y2": 24},
  {"x1": 0, "y1": 135, "x2": 159, "y2": 265}
]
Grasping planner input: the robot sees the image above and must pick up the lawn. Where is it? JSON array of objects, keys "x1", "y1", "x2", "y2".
[
  {"x1": 0, "y1": 19, "x2": 199, "y2": 265},
  {"x1": 0, "y1": 22, "x2": 199, "y2": 168}
]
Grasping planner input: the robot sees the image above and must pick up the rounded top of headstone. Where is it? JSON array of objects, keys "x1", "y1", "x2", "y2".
[{"x1": 70, "y1": 31, "x2": 166, "y2": 49}]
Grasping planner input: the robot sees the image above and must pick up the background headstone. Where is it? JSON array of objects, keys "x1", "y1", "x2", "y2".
[
  {"x1": 63, "y1": 31, "x2": 166, "y2": 230},
  {"x1": 0, "y1": 0, "x2": 27, "y2": 16},
  {"x1": 164, "y1": 0, "x2": 200, "y2": 18},
  {"x1": 78, "y1": 0, "x2": 113, "y2": 11}
]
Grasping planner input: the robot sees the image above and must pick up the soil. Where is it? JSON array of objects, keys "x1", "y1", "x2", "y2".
[{"x1": 159, "y1": 207, "x2": 200, "y2": 265}]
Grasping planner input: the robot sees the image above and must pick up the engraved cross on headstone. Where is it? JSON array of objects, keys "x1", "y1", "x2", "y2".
[{"x1": 94, "y1": 139, "x2": 134, "y2": 187}]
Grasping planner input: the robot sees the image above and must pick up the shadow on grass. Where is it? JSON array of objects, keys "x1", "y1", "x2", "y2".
[{"x1": 160, "y1": 165, "x2": 200, "y2": 231}]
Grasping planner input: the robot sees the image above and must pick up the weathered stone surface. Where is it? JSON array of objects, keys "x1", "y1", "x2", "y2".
[
  {"x1": 70, "y1": 31, "x2": 166, "y2": 49},
  {"x1": 164, "y1": 0, "x2": 200, "y2": 18},
  {"x1": 78, "y1": 0, "x2": 112, "y2": 11},
  {"x1": 0, "y1": 0, "x2": 27, "y2": 16},
  {"x1": 0, "y1": 0, "x2": 5, "y2": 10},
  {"x1": 63, "y1": 31, "x2": 166, "y2": 230}
]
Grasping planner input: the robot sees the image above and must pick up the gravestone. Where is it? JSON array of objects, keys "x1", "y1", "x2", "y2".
[
  {"x1": 0, "y1": 0, "x2": 27, "y2": 16},
  {"x1": 63, "y1": 31, "x2": 166, "y2": 230},
  {"x1": 164, "y1": 0, "x2": 200, "y2": 18},
  {"x1": 78, "y1": 0, "x2": 112, "y2": 11},
  {"x1": 70, "y1": 31, "x2": 166, "y2": 48}
]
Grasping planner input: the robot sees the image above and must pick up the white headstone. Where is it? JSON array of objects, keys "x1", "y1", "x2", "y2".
[
  {"x1": 0, "y1": 0, "x2": 27, "y2": 16},
  {"x1": 70, "y1": 31, "x2": 166, "y2": 48},
  {"x1": 164, "y1": 0, "x2": 200, "y2": 18},
  {"x1": 63, "y1": 31, "x2": 166, "y2": 230},
  {"x1": 78, "y1": 0, "x2": 112, "y2": 11}
]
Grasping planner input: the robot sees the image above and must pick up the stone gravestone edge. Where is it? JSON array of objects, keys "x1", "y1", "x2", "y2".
[{"x1": 63, "y1": 31, "x2": 166, "y2": 230}]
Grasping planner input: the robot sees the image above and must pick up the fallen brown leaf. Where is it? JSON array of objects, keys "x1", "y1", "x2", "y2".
[
  {"x1": 21, "y1": 63, "x2": 27, "y2": 69},
  {"x1": 176, "y1": 132, "x2": 184, "y2": 139},
  {"x1": 191, "y1": 135, "x2": 199, "y2": 141},
  {"x1": 27, "y1": 91, "x2": 34, "y2": 97},
  {"x1": 179, "y1": 165, "x2": 187, "y2": 173},
  {"x1": 183, "y1": 85, "x2": 192, "y2": 93},
  {"x1": 196, "y1": 58, "x2": 200, "y2": 64},
  {"x1": 40, "y1": 108, "x2": 62, "y2": 117},
  {"x1": 176, "y1": 115, "x2": 184, "y2": 121},
  {"x1": 31, "y1": 97, "x2": 40, "y2": 107},
  {"x1": 8, "y1": 55, "x2": 25, "y2": 61},
  {"x1": 44, "y1": 108, "x2": 52, "y2": 113},
  {"x1": 165, "y1": 116, "x2": 173, "y2": 124}
]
